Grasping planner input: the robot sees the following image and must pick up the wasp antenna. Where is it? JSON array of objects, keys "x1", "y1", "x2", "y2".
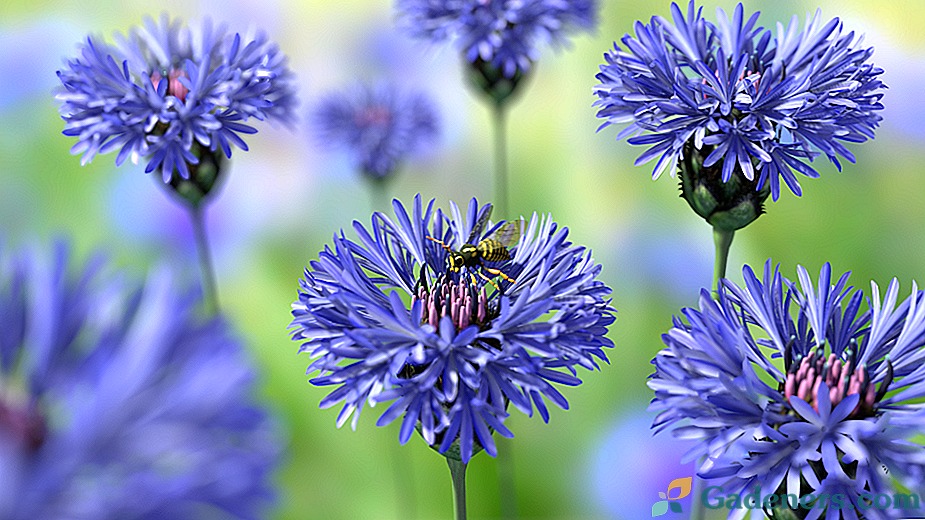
[{"x1": 425, "y1": 234, "x2": 451, "y2": 251}]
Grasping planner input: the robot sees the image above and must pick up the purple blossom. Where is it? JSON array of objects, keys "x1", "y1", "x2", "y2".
[
  {"x1": 314, "y1": 83, "x2": 438, "y2": 179},
  {"x1": 649, "y1": 260, "x2": 925, "y2": 518},
  {"x1": 396, "y1": 0, "x2": 598, "y2": 78},
  {"x1": 0, "y1": 241, "x2": 278, "y2": 519},
  {"x1": 56, "y1": 15, "x2": 297, "y2": 183},
  {"x1": 289, "y1": 196, "x2": 614, "y2": 462},
  {"x1": 594, "y1": 2, "x2": 885, "y2": 200}
]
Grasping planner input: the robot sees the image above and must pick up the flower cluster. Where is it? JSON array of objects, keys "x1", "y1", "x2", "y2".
[
  {"x1": 396, "y1": 0, "x2": 598, "y2": 79},
  {"x1": 289, "y1": 196, "x2": 614, "y2": 462},
  {"x1": 649, "y1": 260, "x2": 925, "y2": 516},
  {"x1": 314, "y1": 83, "x2": 438, "y2": 179},
  {"x1": 0, "y1": 242, "x2": 277, "y2": 519},
  {"x1": 594, "y1": 2, "x2": 885, "y2": 200},
  {"x1": 56, "y1": 15, "x2": 297, "y2": 183}
]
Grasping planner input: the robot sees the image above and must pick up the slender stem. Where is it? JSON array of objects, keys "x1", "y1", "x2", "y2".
[
  {"x1": 492, "y1": 101, "x2": 508, "y2": 218},
  {"x1": 690, "y1": 468, "x2": 705, "y2": 520},
  {"x1": 496, "y1": 437, "x2": 516, "y2": 519},
  {"x1": 712, "y1": 227, "x2": 735, "y2": 299},
  {"x1": 189, "y1": 205, "x2": 219, "y2": 314},
  {"x1": 368, "y1": 176, "x2": 391, "y2": 213},
  {"x1": 446, "y1": 457, "x2": 467, "y2": 520}
]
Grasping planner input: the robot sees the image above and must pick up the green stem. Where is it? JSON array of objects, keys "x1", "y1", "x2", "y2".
[
  {"x1": 189, "y1": 205, "x2": 219, "y2": 314},
  {"x1": 492, "y1": 101, "x2": 508, "y2": 218},
  {"x1": 446, "y1": 457, "x2": 467, "y2": 520},
  {"x1": 690, "y1": 470, "x2": 705, "y2": 520},
  {"x1": 367, "y1": 175, "x2": 391, "y2": 213},
  {"x1": 712, "y1": 227, "x2": 735, "y2": 299}
]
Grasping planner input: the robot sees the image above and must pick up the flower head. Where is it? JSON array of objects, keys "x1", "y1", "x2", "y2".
[
  {"x1": 56, "y1": 15, "x2": 297, "y2": 183},
  {"x1": 314, "y1": 83, "x2": 438, "y2": 180},
  {"x1": 0, "y1": 242, "x2": 277, "y2": 519},
  {"x1": 396, "y1": 0, "x2": 598, "y2": 79},
  {"x1": 594, "y1": 2, "x2": 885, "y2": 201},
  {"x1": 649, "y1": 260, "x2": 925, "y2": 517},
  {"x1": 289, "y1": 196, "x2": 614, "y2": 462}
]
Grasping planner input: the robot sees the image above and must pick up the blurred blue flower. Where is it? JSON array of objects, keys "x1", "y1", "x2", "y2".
[
  {"x1": 314, "y1": 83, "x2": 438, "y2": 179},
  {"x1": 56, "y1": 14, "x2": 297, "y2": 183},
  {"x1": 649, "y1": 260, "x2": 925, "y2": 516},
  {"x1": 396, "y1": 0, "x2": 598, "y2": 79},
  {"x1": 594, "y1": 2, "x2": 885, "y2": 200},
  {"x1": 0, "y1": 242, "x2": 277, "y2": 519},
  {"x1": 290, "y1": 196, "x2": 614, "y2": 463}
]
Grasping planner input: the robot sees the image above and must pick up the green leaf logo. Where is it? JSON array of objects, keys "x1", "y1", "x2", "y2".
[{"x1": 651, "y1": 477, "x2": 693, "y2": 516}]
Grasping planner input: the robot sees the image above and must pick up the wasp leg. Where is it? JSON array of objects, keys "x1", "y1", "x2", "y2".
[
  {"x1": 481, "y1": 266, "x2": 515, "y2": 285},
  {"x1": 473, "y1": 269, "x2": 500, "y2": 292}
]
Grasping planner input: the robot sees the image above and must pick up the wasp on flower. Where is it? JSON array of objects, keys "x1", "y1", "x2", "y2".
[{"x1": 289, "y1": 196, "x2": 615, "y2": 462}]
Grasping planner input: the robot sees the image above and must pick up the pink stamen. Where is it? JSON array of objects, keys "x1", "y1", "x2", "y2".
[
  {"x1": 151, "y1": 69, "x2": 190, "y2": 102},
  {"x1": 355, "y1": 105, "x2": 391, "y2": 129},
  {"x1": 786, "y1": 352, "x2": 885, "y2": 419}
]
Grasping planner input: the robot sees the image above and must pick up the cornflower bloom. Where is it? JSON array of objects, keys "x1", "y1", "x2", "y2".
[
  {"x1": 289, "y1": 196, "x2": 614, "y2": 464},
  {"x1": 56, "y1": 15, "x2": 296, "y2": 311},
  {"x1": 649, "y1": 260, "x2": 925, "y2": 519},
  {"x1": 397, "y1": 0, "x2": 597, "y2": 90},
  {"x1": 594, "y1": 1, "x2": 884, "y2": 224},
  {"x1": 0, "y1": 242, "x2": 277, "y2": 519},
  {"x1": 314, "y1": 83, "x2": 438, "y2": 180},
  {"x1": 57, "y1": 14, "x2": 296, "y2": 192}
]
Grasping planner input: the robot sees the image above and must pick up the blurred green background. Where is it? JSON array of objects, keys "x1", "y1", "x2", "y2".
[{"x1": 2, "y1": 0, "x2": 924, "y2": 518}]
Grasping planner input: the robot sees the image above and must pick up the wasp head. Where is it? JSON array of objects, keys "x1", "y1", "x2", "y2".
[{"x1": 447, "y1": 251, "x2": 466, "y2": 272}]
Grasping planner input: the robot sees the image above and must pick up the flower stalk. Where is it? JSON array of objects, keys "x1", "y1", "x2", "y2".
[
  {"x1": 446, "y1": 457, "x2": 468, "y2": 520},
  {"x1": 189, "y1": 204, "x2": 219, "y2": 314},
  {"x1": 492, "y1": 100, "x2": 509, "y2": 219},
  {"x1": 712, "y1": 227, "x2": 735, "y2": 297}
]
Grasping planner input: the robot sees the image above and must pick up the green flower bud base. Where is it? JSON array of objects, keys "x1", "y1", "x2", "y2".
[
  {"x1": 166, "y1": 142, "x2": 226, "y2": 209},
  {"x1": 466, "y1": 57, "x2": 528, "y2": 108},
  {"x1": 678, "y1": 141, "x2": 770, "y2": 232}
]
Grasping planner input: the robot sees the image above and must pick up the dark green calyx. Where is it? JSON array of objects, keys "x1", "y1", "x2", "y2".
[
  {"x1": 425, "y1": 428, "x2": 486, "y2": 462},
  {"x1": 679, "y1": 141, "x2": 770, "y2": 232},
  {"x1": 166, "y1": 142, "x2": 226, "y2": 209},
  {"x1": 466, "y1": 57, "x2": 528, "y2": 107}
]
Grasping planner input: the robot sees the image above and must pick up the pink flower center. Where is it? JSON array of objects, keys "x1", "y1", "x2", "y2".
[
  {"x1": 0, "y1": 396, "x2": 46, "y2": 452},
  {"x1": 151, "y1": 68, "x2": 190, "y2": 103},
  {"x1": 413, "y1": 277, "x2": 489, "y2": 332},
  {"x1": 784, "y1": 349, "x2": 887, "y2": 417},
  {"x1": 355, "y1": 106, "x2": 391, "y2": 129}
]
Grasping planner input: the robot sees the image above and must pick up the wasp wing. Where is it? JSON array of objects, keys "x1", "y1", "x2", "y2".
[
  {"x1": 466, "y1": 204, "x2": 493, "y2": 245},
  {"x1": 489, "y1": 219, "x2": 523, "y2": 248}
]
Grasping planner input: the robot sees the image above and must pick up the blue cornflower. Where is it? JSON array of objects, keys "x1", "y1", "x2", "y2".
[
  {"x1": 289, "y1": 196, "x2": 614, "y2": 463},
  {"x1": 314, "y1": 83, "x2": 438, "y2": 179},
  {"x1": 594, "y1": 2, "x2": 885, "y2": 202},
  {"x1": 56, "y1": 14, "x2": 297, "y2": 184},
  {"x1": 0, "y1": 242, "x2": 277, "y2": 519},
  {"x1": 649, "y1": 260, "x2": 925, "y2": 518},
  {"x1": 397, "y1": 0, "x2": 597, "y2": 90}
]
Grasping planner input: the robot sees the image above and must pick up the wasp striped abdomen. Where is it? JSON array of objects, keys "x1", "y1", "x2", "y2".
[{"x1": 477, "y1": 239, "x2": 511, "y2": 262}]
